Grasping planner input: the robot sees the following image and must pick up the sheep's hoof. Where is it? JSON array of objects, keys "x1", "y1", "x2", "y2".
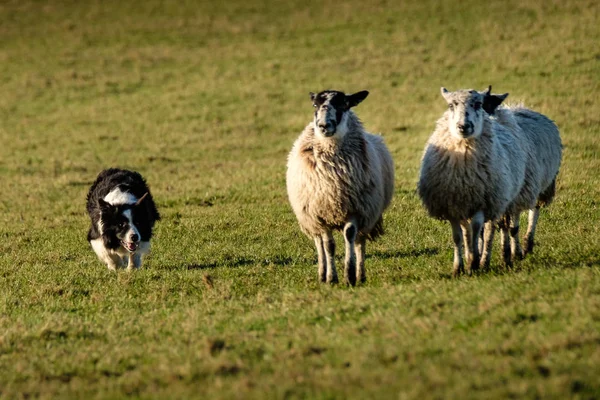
[
  {"x1": 345, "y1": 276, "x2": 357, "y2": 287},
  {"x1": 525, "y1": 239, "x2": 535, "y2": 255},
  {"x1": 452, "y1": 263, "x2": 464, "y2": 278},
  {"x1": 480, "y1": 258, "x2": 491, "y2": 272},
  {"x1": 514, "y1": 250, "x2": 525, "y2": 261}
]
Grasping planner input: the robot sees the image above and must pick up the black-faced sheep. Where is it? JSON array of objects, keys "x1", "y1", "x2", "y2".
[
  {"x1": 482, "y1": 88, "x2": 562, "y2": 266},
  {"x1": 286, "y1": 90, "x2": 394, "y2": 286}
]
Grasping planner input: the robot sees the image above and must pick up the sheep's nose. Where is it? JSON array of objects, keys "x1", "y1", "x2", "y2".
[{"x1": 131, "y1": 233, "x2": 139, "y2": 242}]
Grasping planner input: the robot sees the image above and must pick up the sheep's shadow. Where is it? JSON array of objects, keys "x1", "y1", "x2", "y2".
[
  {"x1": 173, "y1": 255, "x2": 307, "y2": 271},
  {"x1": 369, "y1": 247, "x2": 439, "y2": 260},
  {"x1": 185, "y1": 258, "x2": 255, "y2": 270},
  {"x1": 437, "y1": 250, "x2": 600, "y2": 280}
]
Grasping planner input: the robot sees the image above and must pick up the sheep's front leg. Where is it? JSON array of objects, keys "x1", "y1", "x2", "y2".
[
  {"x1": 450, "y1": 220, "x2": 464, "y2": 277},
  {"x1": 509, "y1": 212, "x2": 524, "y2": 261},
  {"x1": 343, "y1": 221, "x2": 358, "y2": 286},
  {"x1": 322, "y1": 231, "x2": 338, "y2": 284},
  {"x1": 355, "y1": 236, "x2": 366, "y2": 284},
  {"x1": 467, "y1": 211, "x2": 484, "y2": 274},
  {"x1": 314, "y1": 236, "x2": 327, "y2": 282},
  {"x1": 524, "y1": 206, "x2": 540, "y2": 256},
  {"x1": 461, "y1": 221, "x2": 472, "y2": 273},
  {"x1": 480, "y1": 220, "x2": 495, "y2": 270}
]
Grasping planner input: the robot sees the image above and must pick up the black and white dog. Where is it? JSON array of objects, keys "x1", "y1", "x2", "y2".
[{"x1": 86, "y1": 168, "x2": 160, "y2": 270}]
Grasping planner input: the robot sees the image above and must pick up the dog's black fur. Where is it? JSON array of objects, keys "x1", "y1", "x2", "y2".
[{"x1": 87, "y1": 168, "x2": 160, "y2": 260}]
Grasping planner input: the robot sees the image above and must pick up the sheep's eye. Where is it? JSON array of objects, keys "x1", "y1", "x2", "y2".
[
  {"x1": 448, "y1": 104, "x2": 454, "y2": 110},
  {"x1": 474, "y1": 102, "x2": 482, "y2": 110},
  {"x1": 313, "y1": 104, "x2": 318, "y2": 108}
]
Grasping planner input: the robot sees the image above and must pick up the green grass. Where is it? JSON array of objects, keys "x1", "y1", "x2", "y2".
[{"x1": 1, "y1": 0, "x2": 599, "y2": 398}]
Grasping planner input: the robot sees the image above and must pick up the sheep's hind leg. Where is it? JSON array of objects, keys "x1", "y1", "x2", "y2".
[
  {"x1": 314, "y1": 236, "x2": 327, "y2": 283},
  {"x1": 509, "y1": 212, "x2": 524, "y2": 261},
  {"x1": 322, "y1": 231, "x2": 338, "y2": 284},
  {"x1": 450, "y1": 220, "x2": 464, "y2": 277},
  {"x1": 355, "y1": 235, "x2": 366, "y2": 284},
  {"x1": 499, "y1": 215, "x2": 512, "y2": 268},
  {"x1": 524, "y1": 206, "x2": 540, "y2": 256},
  {"x1": 343, "y1": 221, "x2": 358, "y2": 286},
  {"x1": 480, "y1": 220, "x2": 495, "y2": 270}
]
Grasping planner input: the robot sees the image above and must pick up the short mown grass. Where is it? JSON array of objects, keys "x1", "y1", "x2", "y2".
[{"x1": 1, "y1": 0, "x2": 599, "y2": 398}]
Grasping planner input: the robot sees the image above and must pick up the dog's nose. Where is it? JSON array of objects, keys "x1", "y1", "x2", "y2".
[
  {"x1": 458, "y1": 124, "x2": 466, "y2": 133},
  {"x1": 131, "y1": 233, "x2": 139, "y2": 242}
]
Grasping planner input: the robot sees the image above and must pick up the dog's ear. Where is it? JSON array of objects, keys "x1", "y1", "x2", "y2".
[
  {"x1": 135, "y1": 192, "x2": 148, "y2": 207},
  {"x1": 98, "y1": 198, "x2": 112, "y2": 212}
]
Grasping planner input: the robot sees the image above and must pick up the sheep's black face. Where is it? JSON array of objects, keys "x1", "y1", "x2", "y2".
[
  {"x1": 309, "y1": 90, "x2": 369, "y2": 138},
  {"x1": 441, "y1": 88, "x2": 486, "y2": 139}
]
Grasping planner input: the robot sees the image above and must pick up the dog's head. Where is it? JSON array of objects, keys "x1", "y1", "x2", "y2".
[{"x1": 98, "y1": 193, "x2": 147, "y2": 252}]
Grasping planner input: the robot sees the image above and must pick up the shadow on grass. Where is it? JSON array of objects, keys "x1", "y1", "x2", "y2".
[
  {"x1": 172, "y1": 255, "x2": 308, "y2": 270},
  {"x1": 185, "y1": 258, "x2": 255, "y2": 270},
  {"x1": 437, "y1": 250, "x2": 600, "y2": 281},
  {"x1": 370, "y1": 247, "x2": 439, "y2": 260}
]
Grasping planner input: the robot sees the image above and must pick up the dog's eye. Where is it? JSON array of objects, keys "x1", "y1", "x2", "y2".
[
  {"x1": 313, "y1": 104, "x2": 318, "y2": 108},
  {"x1": 119, "y1": 221, "x2": 127, "y2": 229}
]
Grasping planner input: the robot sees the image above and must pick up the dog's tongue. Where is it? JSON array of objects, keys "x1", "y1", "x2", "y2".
[{"x1": 124, "y1": 242, "x2": 137, "y2": 252}]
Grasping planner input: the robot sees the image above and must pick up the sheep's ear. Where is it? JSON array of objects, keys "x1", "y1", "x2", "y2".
[
  {"x1": 347, "y1": 90, "x2": 369, "y2": 108},
  {"x1": 483, "y1": 92, "x2": 509, "y2": 115},
  {"x1": 440, "y1": 87, "x2": 451, "y2": 101},
  {"x1": 309, "y1": 92, "x2": 316, "y2": 102}
]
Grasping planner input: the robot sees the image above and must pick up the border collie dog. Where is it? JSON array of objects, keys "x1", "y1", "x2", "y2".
[{"x1": 86, "y1": 168, "x2": 160, "y2": 271}]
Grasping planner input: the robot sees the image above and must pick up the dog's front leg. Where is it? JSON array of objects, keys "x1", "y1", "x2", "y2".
[{"x1": 127, "y1": 253, "x2": 142, "y2": 271}]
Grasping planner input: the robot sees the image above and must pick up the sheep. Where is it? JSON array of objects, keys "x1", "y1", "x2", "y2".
[
  {"x1": 286, "y1": 90, "x2": 394, "y2": 286},
  {"x1": 481, "y1": 87, "x2": 562, "y2": 266},
  {"x1": 417, "y1": 87, "x2": 526, "y2": 276}
]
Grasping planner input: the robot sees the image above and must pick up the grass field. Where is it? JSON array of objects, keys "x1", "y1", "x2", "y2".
[{"x1": 1, "y1": 0, "x2": 599, "y2": 398}]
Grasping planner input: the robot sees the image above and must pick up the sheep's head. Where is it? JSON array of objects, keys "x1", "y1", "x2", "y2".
[
  {"x1": 482, "y1": 85, "x2": 509, "y2": 115},
  {"x1": 309, "y1": 90, "x2": 369, "y2": 139},
  {"x1": 441, "y1": 87, "x2": 489, "y2": 139}
]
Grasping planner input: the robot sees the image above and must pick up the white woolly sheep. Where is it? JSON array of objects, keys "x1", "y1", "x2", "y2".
[
  {"x1": 286, "y1": 90, "x2": 394, "y2": 286},
  {"x1": 482, "y1": 88, "x2": 562, "y2": 266},
  {"x1": 417, "y1": 87, "x2": 526, "y2": 276}
]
